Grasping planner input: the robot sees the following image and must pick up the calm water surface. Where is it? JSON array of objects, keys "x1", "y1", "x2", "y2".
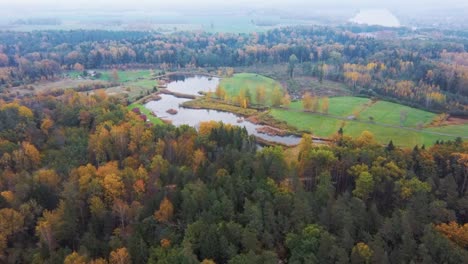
[{"x1": 145, "y1": 75, "x2": 301, "y2": 146}]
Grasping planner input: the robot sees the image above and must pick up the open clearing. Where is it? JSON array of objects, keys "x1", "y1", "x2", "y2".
[
  {"x1": 70, "y1": 69, "x2": 159, "y2": 101},
  {"x1": 270, "y1": 96, "x2": 467, "y2": 147},
  {"x1": 219, "y1": 73, "x2": 283, "y2": 105}
]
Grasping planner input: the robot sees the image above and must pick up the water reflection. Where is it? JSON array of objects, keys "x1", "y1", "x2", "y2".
[
  {"x1": 145, "y1": 75, "x2": 301, "y2": 146},
  {"x1": 166, "y1": 75, "x2": 220, "y2": 96}
]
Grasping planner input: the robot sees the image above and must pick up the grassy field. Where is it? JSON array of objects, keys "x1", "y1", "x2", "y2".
[
  {"x1": 234, "y1": 64, "x2": 353, "y2": 97},
  {"x1": 270, "y1": 96, "x2": 467, "y2": 147},
  {"x1": 68, "y1": 69, "x2": 159, "y2": 102},
  {"x1": 425, "y1": 124, "x2": 468, "y2": 136},
  {"x1": 219, "y1": 73, "x2": 283, "y2": 105},
  {"x1": 97, "y1": 70, "x2": 153, "y2": 83},
  {"x1": 359, "y1": 101, "x2": 436, "y2": 127},
  {"x1": 287, "y1": 96, "x2": 370, "y2": 117}
]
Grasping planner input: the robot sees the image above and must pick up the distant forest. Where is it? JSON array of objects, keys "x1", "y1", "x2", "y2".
[{"x1": 0, "y1": 27, "x2": 467, "y2": 115}]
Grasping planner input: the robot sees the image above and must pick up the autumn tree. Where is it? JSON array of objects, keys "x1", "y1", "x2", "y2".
[
  {"x1": 35, "y1": 201, "x2": 66, "y2": 251},
  {"x1": 255, "y1": 85, "x2": 267, "y2": 105},
  {"x1": 281, "y1": 93, "x2": 291, "y2": 108},
  {"x1": 154, "y1": 197, "x2": 174, "y2": 223},
  {"x1": 434, "y1": 221, "x2": 468, "y2": 248},
  {"x1": 311, "y1": 95, "x2": 319, "y2": 112},
  {"x1": 215, "y1": 85, "x2": 226, "y2": 100},
  {"x1": 271, "y1": 86, "x2": 283, "y2": 107},
  {"x1": 64, "y1": 251, "x2": 88, "y2": 264},
  {"x1": 351, "y1": 242, "x2": 373, "y2": 264},
  {"x1": 12, "y1": 141, "x2": 41, "y2": 171},
  {"x1": 40, "y1": 117, "x2": 54, "y2": 135},
  {"x1": 192, "y1": 149, "x2": 206, "y2": 172},
  {"x1": 109, "y1": 247, "x2": 131, "y2": 264},
  {"x1": 34, "y1": 169, "x2": 61, "y2": 189},
  {"x1": 0, "y1": 208, "x2": 24, "y2": 250},
  {"x1": 302, "y1": 92, "x2": 313, "y2": 111},
  {"x1": 238, "y1": 88, "x2": 249, "y2": 108},
  {"x1": 112, "y1": 199, "x2": 130, "y2": 230},
  {"x1": 321, "y1": 97, "x2": 329, "y2": 114},
  {"x1": 356, "y1": 131, "x2": 377, "y2": 147},
  {"x1": 110, "y1": 123, "x2": 130, "y2": 165},
  {"x1": 73, "y1": 63, "x2": 84, "y2": 72}
]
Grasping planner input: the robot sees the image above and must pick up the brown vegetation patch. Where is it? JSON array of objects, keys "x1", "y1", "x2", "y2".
[
  {"x1": 439, "y1": 117, "x2": 468, "y2": 126},
  {"x1": 256, "y1": 126, "x2": 287, "y2": 136},
  {"x1": 142, "y1": 94, "x2": 161, "y2": 104},
  {"x1": 16, "y1": 79, "x2": 111, "y2": 94},
  {"x1": 166, "y1": 109, "x2": 178, "y2": 115}
]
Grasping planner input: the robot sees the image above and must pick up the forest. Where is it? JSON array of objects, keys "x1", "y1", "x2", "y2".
[
  {"x1": 0, "y1": 27, "x2": 467, "y2": 115},
  {"x1": 0, "y1": 86, "x2": 467, "y2": 263},
  {"x1": 0, "y1": 24, "x2": 467, "y2": 264}
]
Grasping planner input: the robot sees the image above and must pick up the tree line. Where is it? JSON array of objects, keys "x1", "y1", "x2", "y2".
[{"x1": 0, "y1": 27, "x2": 468, "y2": 114}]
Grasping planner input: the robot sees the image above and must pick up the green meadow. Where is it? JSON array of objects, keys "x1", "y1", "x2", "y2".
[
  {"x1": 271, "y1": 97, "x2": 466, "y2": 147},
  {"x1": 219, "y1": 73, "x2": 283, "y2": 105}
]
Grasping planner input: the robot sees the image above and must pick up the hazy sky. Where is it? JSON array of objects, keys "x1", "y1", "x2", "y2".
[{"x1": 2, "y1": 0, "x2": 467, "y2": 10}]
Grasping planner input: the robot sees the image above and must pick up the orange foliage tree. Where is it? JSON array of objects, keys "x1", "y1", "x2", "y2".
[
  {"x1": 154, "y1": 197, "x2": 174, "y2": 223},
  {"x1": 434, "y1": 221, "x2": 468, "y2": 248}
]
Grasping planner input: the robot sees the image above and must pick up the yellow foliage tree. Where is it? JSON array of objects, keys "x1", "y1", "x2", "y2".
[
  {"x1": 321, "y1": 97, "x2": 329, "y2": 114},
  {"x1": 34, "y1": 169, "x2": 60, "y2": 188},
  {"x1": 154, "y1": 197, "x2": 174, "y2": 223},
  {"x1": 64, "y1": 251, "x2": 87, "y2": 264},
  {"x1": 351, "y1": 242, "x2": 373, "y2": 264},
  {"x1": 102, "y1": 173, "x2": 124, "y2": 201},
  {"x1": 40, "y1": 117, "x2": 54, "y2": 135},
  {"x1": 238, "y1": 88, "x2": 249, "y2": 108},
  {"x1": 12, "y1": 141, "x2": 41, "y2": 171},
  {"x1": 0, "y1": 208, "x2": 24, "y2": 237},
  {"x1": 311, "y1": 95, "x2": 319, "y2": 112},
  {"x1": 302, "y1": 92, "x2": 313, "y2": 111},
  {"x1": 356, "y1": 131, "x2": 377, "y2": 147},
  {"x1": 199, "y1": 121, "x2": 220, "y2": 136},
  {"x1": 192, "y1": 149, "x2": 206, "y2": 171},
  {"x1": 271, "y1": 86, "x2": 283, "y2": 107},
  {"x1": 215, "y1": 85, "x2": 226, "y2": 100},
  {"x1": 89, "y1": 196, "x2": 106, "y2": 218},
  {"x1": 109, "y1": 247, "x2": 131, "y2": 264},
  {"x1": 281, "y1": 93, "x2": 291, "y2": 108},
  {"x1": 255, "y1": 85, "x2": 267, "y2": 105}
]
